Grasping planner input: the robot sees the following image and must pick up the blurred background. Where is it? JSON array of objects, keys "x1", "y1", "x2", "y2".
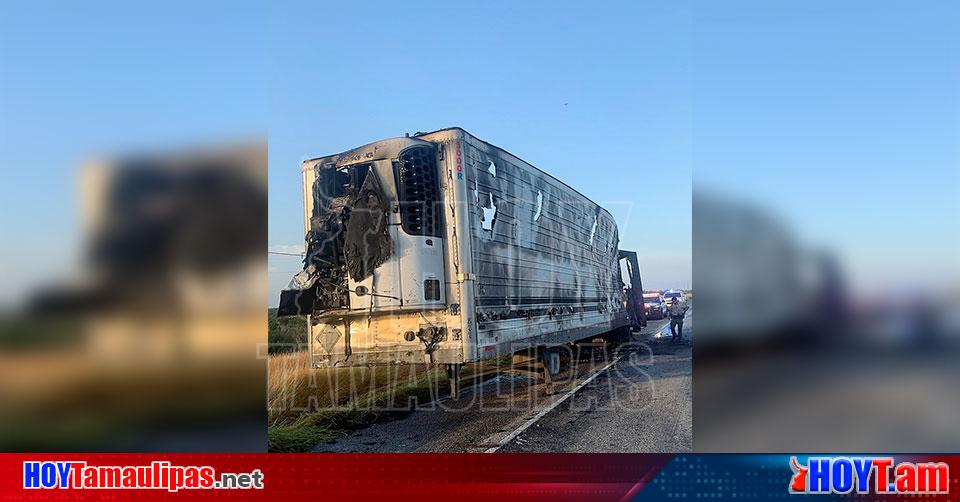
[
  {"x1": 692, "y1": 1, "x2": 960, "y2": 451},
  {"x1": 0, "y1": 2, "x2": 267, "y2": 451}
]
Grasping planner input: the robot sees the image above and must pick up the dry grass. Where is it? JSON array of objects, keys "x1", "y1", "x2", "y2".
[
  {"x1": 268, "y1": 351, "x2": 444, "y2": 427},
  {"x1": 267, "y1": 350, "x2": 312, "y2": 427},
  {"x1": 266, "y1": 351, "x2": 510, "y2": 451},
  {"x1": 267, "y1": 351, "x2": 449, "y2": 451}
]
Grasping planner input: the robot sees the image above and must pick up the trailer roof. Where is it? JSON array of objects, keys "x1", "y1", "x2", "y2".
[
  {"x1": 303, "y1": 127, "x2": 616, "y2": 223},
  {"x1": 422, "y1": 128, "x2": 617, "y2": 224}
]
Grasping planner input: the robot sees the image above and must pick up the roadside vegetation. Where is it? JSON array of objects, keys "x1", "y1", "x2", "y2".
[
  {"x1": 266, "y1": 309, "x2": 505, "y2": 452},
  {"x1": 267, "y1": 309, "x2": 447, "y2": 452},
  {"x1": 267, "y1": 350, "x2": 447, "y2": 452},
  {"x1": 267, "y1": 308, "x2": 307, "y2": 354}
]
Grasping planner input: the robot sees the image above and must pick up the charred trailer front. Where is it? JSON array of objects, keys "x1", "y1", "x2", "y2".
[{"x1": 279, "y1": 128, "x2": 637, "y2": 373}]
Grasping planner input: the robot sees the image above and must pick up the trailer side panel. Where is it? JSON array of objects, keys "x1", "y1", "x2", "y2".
[{"x1": 454, "y1": 131, "x2": 629, "y2": 356}]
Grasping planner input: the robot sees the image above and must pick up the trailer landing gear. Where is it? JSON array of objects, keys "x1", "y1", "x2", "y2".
[
  {"x1": 541, "y1": 349, "x2": 561, "y2": 395},
  {"x1": 445, "y1": 363, "x2": 462, "y2": 400},
  {"x1": 509, "y1": 349, "x2": 562, "y2": 395}
]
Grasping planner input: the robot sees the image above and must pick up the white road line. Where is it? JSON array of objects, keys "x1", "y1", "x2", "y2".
[{"x1": 484, "y1": 354, "x2": 625, "y2": 453}]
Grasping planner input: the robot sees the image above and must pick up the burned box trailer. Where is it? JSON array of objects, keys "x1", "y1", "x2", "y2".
[{"x1": 279, "y1": 128, "x2": 645, "y2": 382}]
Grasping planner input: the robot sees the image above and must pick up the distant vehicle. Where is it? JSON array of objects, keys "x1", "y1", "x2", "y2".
[
  {"x1": 642, "y1": 293, "x2": 667, "y2": 320},
  {"x1": 663, "y1": 290, "x2": 686, "y2": 308}
]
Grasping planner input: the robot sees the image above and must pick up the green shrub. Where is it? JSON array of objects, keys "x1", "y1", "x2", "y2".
[{"x1": 267, "y1": 308, "x2": 307, "y2": 354}]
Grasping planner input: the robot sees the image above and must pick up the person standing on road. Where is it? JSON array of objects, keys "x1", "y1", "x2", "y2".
[{"x1": 669, "y1": 296, "x2": 688, "y2": 341}]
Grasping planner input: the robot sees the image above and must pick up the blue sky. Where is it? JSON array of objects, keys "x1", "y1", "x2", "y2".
[
  {"x1": 2, "y1": 1, "x2": 957, "y2": 306},
  {"x1": 693, "y1": 1, "x2": 959, "y2": 292}
]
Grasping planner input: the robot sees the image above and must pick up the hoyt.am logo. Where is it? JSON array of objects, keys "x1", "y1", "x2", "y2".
[{"x1": 789, "y1": 456, "x2": 949, "y2": 495}]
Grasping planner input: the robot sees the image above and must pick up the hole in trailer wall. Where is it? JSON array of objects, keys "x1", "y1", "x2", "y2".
[
  {"x1": 473, "y1": 160, "x2": 499, "y2": 232},
  {"x1": 479, "y1": 189, "x2": 497, "y2": 231},
  {"x1": 588, "y1": 215, "x2": 599, "y2": 245},
  {"x1": 533, "y1": 190, "x2": 543, "y2": 222}
]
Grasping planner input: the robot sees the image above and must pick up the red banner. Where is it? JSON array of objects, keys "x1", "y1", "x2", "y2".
[{"x1": 2, "y1": 453, "x2": 673, "y2": 501}]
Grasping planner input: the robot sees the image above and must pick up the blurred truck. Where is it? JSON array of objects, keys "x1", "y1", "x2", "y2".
[{"x1": 693, "y1": 190, "x2": 845, "y2": 349}]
